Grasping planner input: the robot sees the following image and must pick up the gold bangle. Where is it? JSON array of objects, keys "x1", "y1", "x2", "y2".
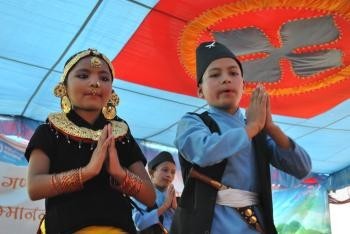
[
  {"x1": 51, "y1": 168, "x2": 84, "y2": 194},
  {"x1": 109, "y1": 171, "x2": 126, "y2": 187},
  {"x1": 78, "y1": 167, "x2": 83, "y2": 185},
  {"x1": 51, "y1": 173, "x2": 59, "y2": 194},
  {"x1": 110, "y1": 169, "x2": 143, "y2": 196}
]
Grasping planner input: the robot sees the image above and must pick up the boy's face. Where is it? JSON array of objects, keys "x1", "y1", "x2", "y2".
[
  {"x1": 150, "y1": 161, "x2": 176, "y2": 190},
  {"x1": 198, "y1": 57, "x2": 244, "y2": 114}
]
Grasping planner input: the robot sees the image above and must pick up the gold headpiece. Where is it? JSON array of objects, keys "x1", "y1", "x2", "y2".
[{"x1": 59, "y1": 48, "x2": 115, "y2": 83}]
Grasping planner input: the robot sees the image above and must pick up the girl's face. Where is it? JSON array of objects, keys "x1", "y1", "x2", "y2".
[
  {"x1": 198, "y1": 58, "x2": 244, "y2": 114},
  {"x1": 66, "y1": 56, "x2": 113, "y2": 113},
  {"x1": 150, "y1": 161, "x2": 176, "y2": 190}
]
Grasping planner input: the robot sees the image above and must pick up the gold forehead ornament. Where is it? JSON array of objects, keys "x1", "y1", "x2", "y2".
[{"x1": 90, "y1": 56, "x2": 102, "y2": 68}]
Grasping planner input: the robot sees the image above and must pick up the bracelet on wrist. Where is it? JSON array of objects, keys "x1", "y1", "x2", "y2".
[{"x1": 110, "y1": 169, "x2": 143, "y2": 196}]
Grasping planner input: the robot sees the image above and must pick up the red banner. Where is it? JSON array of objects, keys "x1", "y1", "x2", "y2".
[{"x1": 113, "y1": 0, "x2": 350, "y2": 117}]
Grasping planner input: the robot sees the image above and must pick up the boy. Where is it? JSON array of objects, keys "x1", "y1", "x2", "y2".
[
  {"x1": 172, "y1": 41, "x2": 311, "y2": 234},
  {"x1": 132, "y1": 151, "x2": 177, "y2": 233}
]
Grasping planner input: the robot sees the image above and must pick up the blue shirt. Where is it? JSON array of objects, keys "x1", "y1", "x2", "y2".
[
  {"x1": 132, "y1": 188, "x2": 175, "y2": 232},
  {"x1": 175, "y1": 106, "x2": 311, "y2": 234}
]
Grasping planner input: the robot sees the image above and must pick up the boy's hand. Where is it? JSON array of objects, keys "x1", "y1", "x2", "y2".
[
  {"x1": 264, "y1": 93, "x2": 277, "y2": 134},
  {"x1": 245, "y1": 85, "x2": 267, "y2": 138},
  {"x1": 158, "y1": 184, "x2": 176, "y2": 216}
]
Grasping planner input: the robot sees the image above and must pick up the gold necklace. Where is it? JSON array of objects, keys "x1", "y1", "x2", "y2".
[{"x1": 48, "y1": 112, "x2": 128, "y2": 143}]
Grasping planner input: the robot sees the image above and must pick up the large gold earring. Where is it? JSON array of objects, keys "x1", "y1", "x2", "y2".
[
  {"x1": 102, "y1": 90, "x2": 119, "y2": 120},
  {"x1": 61, "y1": 96, "x2": 72, "y2": 113},
  {"x1": 54, "y1": 82, "x2": 71, "y2": 113}
]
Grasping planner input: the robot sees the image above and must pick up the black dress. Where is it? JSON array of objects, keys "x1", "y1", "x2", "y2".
[{"x1": 25, "y1": 110, "x2": 146, "y2": 234}]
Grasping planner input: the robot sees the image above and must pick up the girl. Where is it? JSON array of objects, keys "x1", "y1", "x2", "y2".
[{"x1": 25, "y1": 49, "x2": 155, "y2": 234}]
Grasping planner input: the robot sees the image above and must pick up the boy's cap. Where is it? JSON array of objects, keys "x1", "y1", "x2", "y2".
[
  {"x1": 147, "y1": 151, "x2": 175, "y2": 171},
  {"x1": 196, "y1": 41, "x2": 243, "y2": 85}
]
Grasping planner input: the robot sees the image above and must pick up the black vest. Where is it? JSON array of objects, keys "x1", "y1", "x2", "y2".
[{"x1": 170, "y1": 111, "x2": 277, "y2": 234}]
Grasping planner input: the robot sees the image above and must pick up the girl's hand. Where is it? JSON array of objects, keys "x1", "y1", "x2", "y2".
[
  {"x1": 105, "y1": 124, "x2": 125, "y2": 181},
  {"x1": 84, "y1": 125, "x2": 113, "y2": 180}
]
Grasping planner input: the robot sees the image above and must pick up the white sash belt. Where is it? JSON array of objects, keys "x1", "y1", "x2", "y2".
[{"x1": 216, "y1": 188, "x2": 259, "y2": 208}]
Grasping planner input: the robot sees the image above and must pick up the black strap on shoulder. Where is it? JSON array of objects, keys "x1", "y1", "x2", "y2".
[
  {"x1": 178, "y1": 111, "x2": 227, "y2": 183},
  {"x1": 192, "y1": 111, "x2": 221, "y2": 134}
]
